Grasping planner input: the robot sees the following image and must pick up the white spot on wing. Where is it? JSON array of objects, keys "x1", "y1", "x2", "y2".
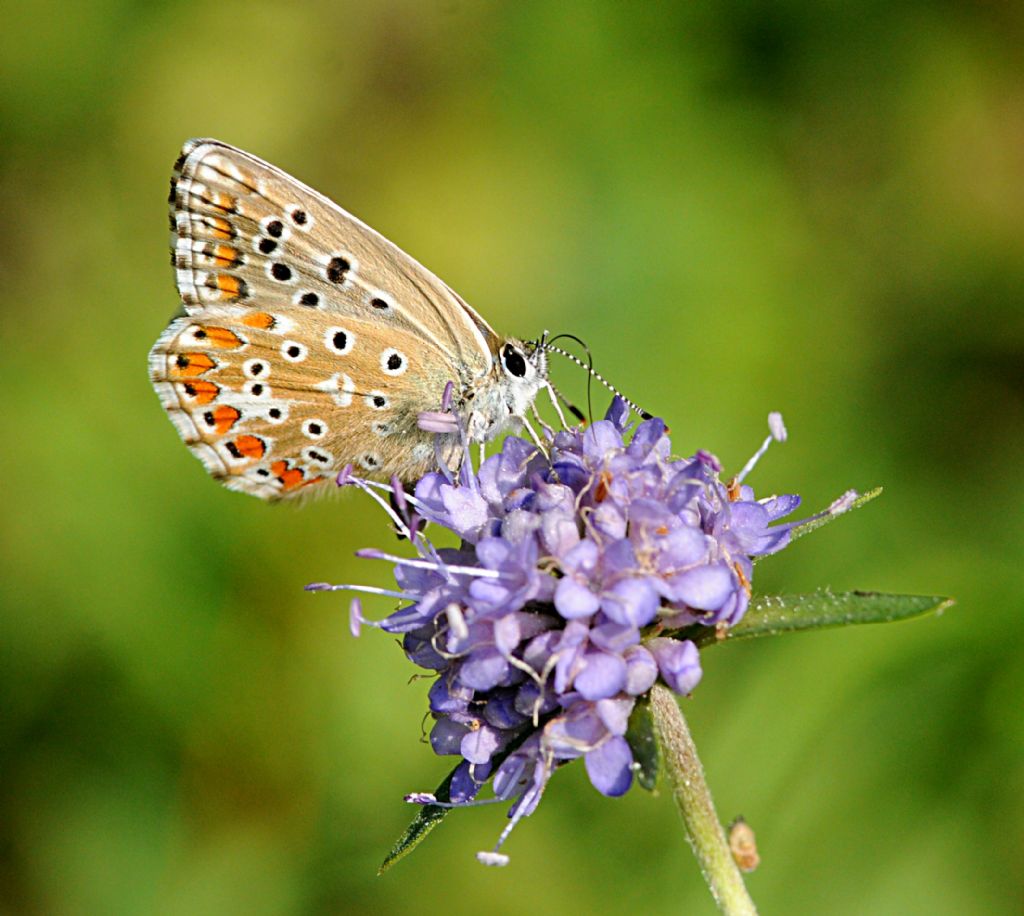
[
  {"x1": 302, "y1": 446, "x2": 333, "y2": 466},
  {"x1": 264, "y1": 404, "x2": 288, "y2": 424},
  {"x1": 380, "y1": 348, "x2": 408, "y2": 376},
  {"x1": 366, "y1": 290, "x2": 395, "y2": 312},
  {"x1": 281, "y1": 340, "x2": 308, "y2": 362},
  {"x1": 302, "y1": 419, "x2": 327, "y2": 440},
  {"x1": 243, "y1": 358, "x2": 270, "y2": 379},
  {"x1": 358, "y1": 452, "x2": 381, "y2": 471},
  {"x1": 242, "y1": 380, "x2": 271, "y2": 399},
  {"x1": 317, "y1": 372, "x2": 355, "y2": 407},
  {"x1": 259, "y1": 215, "x2": 291, "y2": 241},
  {"x1": 325, "y1": 327, "x2": 355, "y2": 355},
  {"x1": 287, "y1": 205, "x2": 313, "y2": 230},
  {"x1": 322, "y1": 251, "x2": 358, "y2": 287}
]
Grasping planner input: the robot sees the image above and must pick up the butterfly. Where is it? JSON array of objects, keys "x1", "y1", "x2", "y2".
[{"x1": 149, "y1": 139, "x2": 551, "y2": 500}]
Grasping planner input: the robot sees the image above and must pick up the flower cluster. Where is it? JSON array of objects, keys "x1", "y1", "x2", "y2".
[{"x1": 312, "y1": 400, "x2": 841, "y2": 865}]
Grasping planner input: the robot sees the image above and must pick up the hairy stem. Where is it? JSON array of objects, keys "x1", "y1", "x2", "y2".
[{"x1": 650, "y1": 685, "x2": 757, "y2": 915}]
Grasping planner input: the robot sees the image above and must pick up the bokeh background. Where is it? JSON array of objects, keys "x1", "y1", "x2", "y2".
[{"x1": 2, "y1": 2, "x2": 1022, "y2": 913}]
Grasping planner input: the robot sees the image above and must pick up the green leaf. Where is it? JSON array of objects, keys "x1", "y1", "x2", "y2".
[
  {"x1": 377, "y1": 722, "x2": 543, "y2": 873},
  {"x1": 683, "y1": 590, "x2": 953, "y2": 648},
  {"x1": 378, "y1": 767, "x2": 456, "y2": 875},
  {"x1": 625, "y1": 695, "x2": 659, "y2": 791},
  {"x1": 788, "y1": 486, "x2": 883, "y2": 543}
]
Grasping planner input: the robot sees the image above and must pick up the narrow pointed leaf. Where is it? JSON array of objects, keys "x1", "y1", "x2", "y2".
[
  {"x1": 378, "y1": 768, "x2": 456, "y2": 875},
  {"x1": 625, "y1": 694, "x2": 659, "y2": 791},
  {"x1": 681, "y1": 590, "x2": 953, "y2": 648},
  {"x1": 377, "y1": 722, "x2": 544, "y2": 873},
  {"x1": 789, "y1": 486, "x2": 883, "y2": 543}
]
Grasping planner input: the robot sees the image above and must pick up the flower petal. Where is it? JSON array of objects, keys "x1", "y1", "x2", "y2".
[
  {"x1": 441, "y1": 485, "x2": 490, "y2": 539},
  {"x1": 458, "y1": 647, "x2": 509, "y2": 691},
  {"x1": 461, "y1": 724, "x2": 502, "y2": 764},
  {"x1": 601, "y1": 577, "x2": 659, "y2": 627},
  {"x1": 648, "y1": 637, "x2": 702, "y2": 695},
  {"x1": 450, "y1": 759, "x2": 489, "y2": 803},
  {"x1": 430, "y1": 718, "x2": 469, "y2": 755},
  {"x1": 585, "y1": 736, "x2": 634, "y2": 796},
  {"x1": 574, "y1": 649, "x2": 627, "y2": 700},
  {"x1": 595, "y1": 696, "x2": 634, "y2": 736},
  {"x1": 555, "y1": 576, "x2": 601, "y2": 619},
  {"x1": 666, "y1": 563, "x2": 734, "y2": 611},
  {"x1": 623, "y1": 645, "x2": 658, "y2": 695},
  {"x1": 582, "y1": 421, "x2": 624, "y2": 464}
]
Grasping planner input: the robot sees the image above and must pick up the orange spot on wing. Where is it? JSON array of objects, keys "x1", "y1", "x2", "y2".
[
  {"x1": 208, "y1": 216, "x2": 232, "y2": 239},
  {"x1": 214, "y1": 274, "x2": 243, "y2": 298},
  {"x1": 209, "y1": 405, "x2": 241, "y2": 435},
  {"x1": 279, "y1": 467, "x2": 306, "y2": 490},
  {"x1": 267, "y1": 458, "x2": 323, "y2": 492},
  {"x1": 209, "y1": 191, "x2": 237, "y2": 213},
  {"x1": 241, "y1": 312, "x2": 276, "y2": 330},
  {"x1": 182, "y1": 380, "x2": 219, "y2": 405},
  {"x1": 172, "y1": 353, "x2": 215, "y2": 377},
  {"x1": 233, "y1": 435, "x2": 266, "y2": 460},
  {"x1": 211, "y1": 244, "x2": 241, "y2": 266},
  {"x1": 203, "y1": 326, "x2": 245, "y2": 348}
]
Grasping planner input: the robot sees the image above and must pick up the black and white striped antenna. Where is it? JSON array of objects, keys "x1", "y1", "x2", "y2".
[{"x1": 539, "y1": 332, "x2": 653, "y2": 422}]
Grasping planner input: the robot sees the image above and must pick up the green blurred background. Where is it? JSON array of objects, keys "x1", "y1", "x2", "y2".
[{"x1": 2, "y1": 1, "x2": 1022, "y2": 913}]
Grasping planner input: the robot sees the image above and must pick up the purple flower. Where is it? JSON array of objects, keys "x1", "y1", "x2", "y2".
[{"x1": 312, "y1": 400, "x2": 855, "y2": 864}]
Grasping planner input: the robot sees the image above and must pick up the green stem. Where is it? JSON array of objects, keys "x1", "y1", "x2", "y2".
[{"x1": 650, "y1": 685, "x2": 757, "y2": 915}]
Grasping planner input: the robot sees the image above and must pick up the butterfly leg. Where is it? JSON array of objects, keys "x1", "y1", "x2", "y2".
[
  {"x1": 542, "y1": 383, "x2": 570, "y2": 430},
  {"x1": 520, "y1": 414, "x2": 550, "y2": 459},
  {"x1": 530, "y1": 402, "x2": 555, "y2": 439}
]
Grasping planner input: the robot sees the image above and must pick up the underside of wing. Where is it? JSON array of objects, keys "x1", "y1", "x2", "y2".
[
  {"x1": 169, "y1": 138, "x2": 496, "y2": 376},
  {"x1": 148, "y1": 304, "x2": 459, "y2": 499}
]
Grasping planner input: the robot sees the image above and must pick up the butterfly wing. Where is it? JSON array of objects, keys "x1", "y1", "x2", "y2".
[
  {"x1": 149, "y1": 304, "x2": 460, "y2": 499},
  {"x1": 169, "y1": 138, "x2": 498, "y2": 372},
  {"x1": 152, "y1": 137, "x2": 503, "y2": 499}
]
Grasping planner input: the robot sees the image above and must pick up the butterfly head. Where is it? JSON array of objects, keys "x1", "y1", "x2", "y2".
[
  {"x1": 503, "y1": 336, "x2": 547, "y2": 387},
  {"x1": 463, "y1": 337, "x2": 548, "y2": 442},
  {"x1": 503, "y1": 336, "x2": 549, "y2": 406}
]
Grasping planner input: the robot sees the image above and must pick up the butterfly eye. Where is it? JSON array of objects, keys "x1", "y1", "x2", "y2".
[{"x1": 502, "y1": 344, "x2": 528, "y2": 379}]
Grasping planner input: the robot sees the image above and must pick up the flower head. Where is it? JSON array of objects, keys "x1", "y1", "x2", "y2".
[{"x1": 312, "y1": 400, "x2": 849, "y2": 864}]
